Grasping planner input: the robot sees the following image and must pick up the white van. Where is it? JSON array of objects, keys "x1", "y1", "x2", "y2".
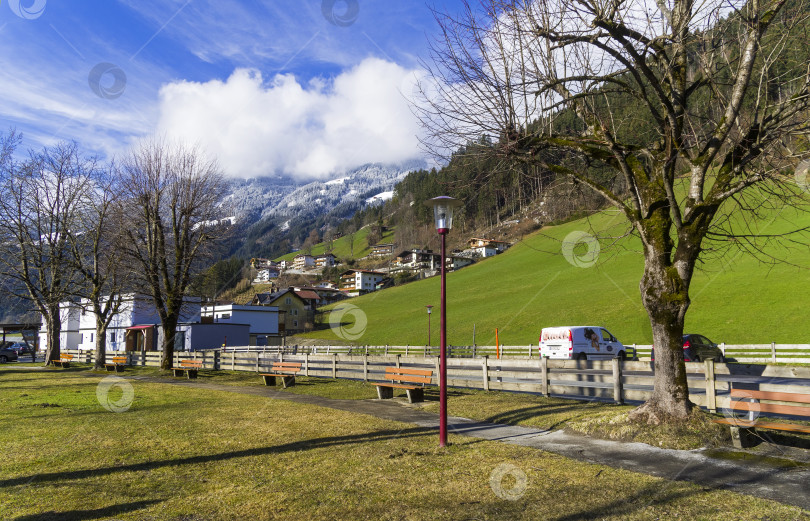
[{"x1": 539, "y1": 326, "x2": 628, "y2": 360}]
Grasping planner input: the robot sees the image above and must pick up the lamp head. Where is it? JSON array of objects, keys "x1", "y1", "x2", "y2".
[{"x1": 424, "y1": 196, "x2": 463, "y2": 234}]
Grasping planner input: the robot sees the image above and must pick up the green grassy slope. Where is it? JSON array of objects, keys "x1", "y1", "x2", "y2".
[
  {"x1": 302, "y1": 203, "x2": 810, "y2": 346},
  {"x1": 275, "y1": 228, "x2": 395, "y2": 262}
]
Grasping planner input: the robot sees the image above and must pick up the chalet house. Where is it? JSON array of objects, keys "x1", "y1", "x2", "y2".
[
  {"x1": 292, "y1": 254, "x2": 316, "y2": 270},
  {"x1": 314, "y1": 253, "x2": 337, "y2": 268},
  {"x1": 292, "y1": 285, "x2": 347, "y2": 306},
  {"x1": 467, "y1": 238, "x2": 511, "y2": 258},
  {"x1": 369, "y1": 243, "x2": 395, "y2": 257},
  {"x1": 250, "y1": 258, "x2": 279, "y2": 270},
  {"x1": 254, "y1": 267, "x2": 280, "y2": 283},
  {"x1": 253, "y1": 289, "x2": 311, "y2": 334},
  {"x1": 395, "y1": 250, "x2": 442, "y2": 271},
  {"x1": 340, "y1": 269, "x2": 385, "y2": 296},
  {"x1": 447, "y1": 256, "x2": 475, "y2": 270}
]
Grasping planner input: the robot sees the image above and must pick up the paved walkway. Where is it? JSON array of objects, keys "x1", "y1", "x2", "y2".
[{"x1": 126, "y1": 375, "x2": 810, "y2": 510}]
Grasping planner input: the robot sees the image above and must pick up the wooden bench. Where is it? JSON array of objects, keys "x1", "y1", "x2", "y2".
[
  {"x1": 373, "y1": 367, "x2": 433, "y2": 403},
  {"x1": 52, "y1": 354, "x2": 74, "y2": 368},
  {"x1": 714, "y1": 389, "x2": 810, "y2": 448},
  {"x1": 104, "y1": 356, "x2": 128, "y2": 373},
  {"x1": 172, "y1": 359, "x2": 203, "y2": 379},
  {"x1": 260, "y1": 362, "x2": 302, "y2": 388}
]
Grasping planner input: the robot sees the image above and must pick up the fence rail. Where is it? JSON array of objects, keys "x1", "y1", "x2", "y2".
[
  {"x1": 217, "y1": 343, "x2": 810, "y2": 363},
  {"x1": 61, "y1": 349, "x2": 810, "y2": 418}
]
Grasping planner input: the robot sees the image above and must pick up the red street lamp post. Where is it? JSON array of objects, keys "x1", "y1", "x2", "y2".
[{"x1": 424, "y1": 195, "x2": 463, "y2": 447}]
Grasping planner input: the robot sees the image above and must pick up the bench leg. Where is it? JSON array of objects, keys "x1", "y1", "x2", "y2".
[
  {"x1": 262, "y1": 374, "x2": 276, "y2": 386},
  {"x1": 105, "y1": 365, "x2": 114, "y2": 372},
  {"x1": 730, "y1": 426, "x2": 757, "y2": 449},
  {"x1": 405, "y1": 388, "x2": 424, "y2": 404},
  {"x1": 186, "y1": 370, "x2": 198, "y2": 380},
  {"x1": 173, "y1": 369, "x2": 184, "y2": 377},
  {"x1": 280, "y1": 375, "x2": 295, "y2": 388},
  {"x1": 376, "y1": 386, "x2": 394, "y2": 399},
  {"x1": 63, "y1": 362, "x2": 70, "y2": 368},
  {"x1": 115, "y1": 365, "x2": 124, "y2": 373}
]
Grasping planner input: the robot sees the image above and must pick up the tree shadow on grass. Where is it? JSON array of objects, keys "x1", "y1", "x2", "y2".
[
  {"x1": 0, "y1": 426, "x2": 443, "y2": 489},
  {"x1": 484, "y1": 403, "x2": 600, "y2": 429},
  {"x1": 13, "y1": 500, "x2": 160, "y2": 521}
]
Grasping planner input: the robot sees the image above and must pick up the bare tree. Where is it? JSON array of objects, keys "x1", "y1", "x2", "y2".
[
  {"x1": 67, "y1": 164, "x2": 130, "y2": 370},
  {"x1": 0, "y1": 133, "x2": 93, "y2": 365},
  {"x1": 420, "y1": 0, "x2": 810, "y2": 422},
  {"x1": 120, "y1": 139, "x2": 229, "y2": 370}
]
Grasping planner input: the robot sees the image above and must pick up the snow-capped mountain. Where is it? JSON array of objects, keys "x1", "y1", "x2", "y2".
[{"x1": 225, "y1": 160, "x2": 426, "y2": 224}]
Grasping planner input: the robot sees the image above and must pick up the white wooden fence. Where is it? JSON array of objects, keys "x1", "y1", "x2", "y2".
[
  {"x1": 218, "y1": 343, "x2": 810, "y2": 364},
  {"x1": 62, "y1": 349, "x2": 810, "y2": 416}
]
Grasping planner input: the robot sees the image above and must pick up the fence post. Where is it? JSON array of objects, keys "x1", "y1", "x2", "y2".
[
  {"x1": 405, "y1": 345, "x2": 409, "y2": 357},
  {"x1": 540, "y1": 356, "x2": 549, "y2": 397},
  {"x1": 771, "y1": 342, "x2": 776, "y2": 362},
  {"x1": 612, "y1": 358, "x2": 624, "y2": 404},
  {"x1": 482, "y1": 355, "x2": 489, "y2": 391},
  {"x1": 473, "y1": 344, "x2": 477, "y2": 358},
  {"x1": 720, "y1": 342, "x2": 726, "y2": 357},
  {"x1": 363, "y1": 354, "x2": 368, "y2": 382},
  {"x1": 435, "y1": 356, "x2": 441, "y2": 386},
  {"x1": 385, "y1": 345, "x2": 388, "y2": 355},
  {"x1": 255, "y1": 353, "x2": 259, "y2": 373},
  {"x1": 231, "y1": 352, "x2": 235, "y2": 371},
  {"x1": 705, "y1": 359, "x2": 716, "y2": 413},
  {"x1": 396, "y1": 354, "x2": 401, "y2": 368},
  {"x1": 214, "y1": 350, "x2": 220, "y2": 371},
  {"x1": 424, "y1": 346, "x2": 427, "y2": 357},
  {"x1": 332, "y1": 354, "x2": 337, "y2": 379}
]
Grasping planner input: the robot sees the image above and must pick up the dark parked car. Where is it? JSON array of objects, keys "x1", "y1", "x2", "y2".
[
  {"x1": 651, "y1": 334, "x2": 725, "y2": 363},
  {"x1": 8, "y1": 342, "x2": 33, "y2": 355},
  {"x1": 0, "y1": 347, "x2": 19, "y2": 363}
]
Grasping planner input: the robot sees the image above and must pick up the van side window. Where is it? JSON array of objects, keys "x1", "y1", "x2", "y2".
[{"x1": 600, "y1": 329, "x2": 613, "y2": 342}]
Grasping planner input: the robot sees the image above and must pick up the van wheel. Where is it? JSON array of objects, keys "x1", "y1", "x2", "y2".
[
  {"x1": 0, "y1": 356, "x2": 7, "y2": 363},
  {"x1": 617, "y1": 351, "x2": 626, "y2": 361},
  {"x1": 576, "y1": 353, "x2": 587, "y2": 361}
]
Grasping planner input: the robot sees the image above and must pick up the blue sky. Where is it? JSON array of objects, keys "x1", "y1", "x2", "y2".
[{"x1": 0, "y1": 0, "x2": 462, "y2": 179}]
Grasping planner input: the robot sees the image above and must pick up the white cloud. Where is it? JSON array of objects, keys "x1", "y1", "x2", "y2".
[{"x1": 156, "y1": 57, "x2": 424, "y2": 179}]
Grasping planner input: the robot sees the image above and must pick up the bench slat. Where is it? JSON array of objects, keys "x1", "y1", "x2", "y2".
[
  {"x1": 730, "y1": 389, "x2": 810, "y2": 405},
  {"x1": 373, "y1": 383, "x2": 420, "y2": 390},
  {"x1": 729, "y1": 401, "x2": 810, "y2": 418}
]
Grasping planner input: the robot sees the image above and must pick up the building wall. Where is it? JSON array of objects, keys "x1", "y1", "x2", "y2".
[
  {"x1": 178, "y1": 323, "x2": 250, "y2": 351},
  {"x1": 201, "y1": 305, "x2": 280, "y2": 337}
]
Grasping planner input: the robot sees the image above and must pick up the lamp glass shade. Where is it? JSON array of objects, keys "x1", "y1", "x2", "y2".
[{"x1": 424, "y1": 196, "x2": 463, "y2": 232}]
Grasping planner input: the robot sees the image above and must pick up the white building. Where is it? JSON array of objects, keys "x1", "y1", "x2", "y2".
[
  {"x1": 200, "y1": 304, "x2": 281, "y2": 346},
  {"x1": 292, "y1": 254, "x2": 316, "y2": 270},
  {"x1": 340, "y1": 269, "x2": 385, "y2": 296},
  {"x1": 314, "y1": 253, "x2": 336, "y2": 268},
  {"x1": 40, "y1": 294, "x2": 202, "y2": 353},
  {"x1": 254, "y1": 268, "x2": 280, "y2": 283},
  {"x1": 38, "y1": 302, "x2": 81, "y2": 351}
]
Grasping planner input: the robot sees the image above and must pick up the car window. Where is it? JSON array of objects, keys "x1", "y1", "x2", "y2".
[{"x1": 600, "y1": 329, "x2": 614, "y2": 342}]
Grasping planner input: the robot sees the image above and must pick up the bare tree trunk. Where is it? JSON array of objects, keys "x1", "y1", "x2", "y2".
[
  {"x1": 631, "y1": 260, "x2": 693, "y2": 423},
  {"x1": 160, "y1": 316, "x2": 178, "y2": 370},
  {"x1": 43, "y1": 306, "x2": 61, "y2": 366},
  {"x1": 94, "y1": 318, "x2": 108, "y2": 371}
]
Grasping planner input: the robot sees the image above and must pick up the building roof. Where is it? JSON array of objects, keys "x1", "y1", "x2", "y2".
[
  {"x1": 253, "y1": 289, "x2": 305, "y2": 306},
  {"x1": 295, "y1": 290, "x2": 321, "y2": 301},
  {"x1": 469, "y1": 237, "x2": 510, "y2": 244},
  {"x1": 340, "y1": 269, "x2": 385, "y2": 276}
]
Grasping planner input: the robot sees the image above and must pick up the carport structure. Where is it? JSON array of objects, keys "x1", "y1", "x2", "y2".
[{"x1": 0, "y1": 322, "x2": 41, "y2": 347}]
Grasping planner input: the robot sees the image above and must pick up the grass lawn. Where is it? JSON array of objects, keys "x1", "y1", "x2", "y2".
[
  {"x1": 297, "y1": 188, "x2": 810, "y2": 347},
  {"x1": 2, "y1": 367, "x2": 808, "y2": 520}
]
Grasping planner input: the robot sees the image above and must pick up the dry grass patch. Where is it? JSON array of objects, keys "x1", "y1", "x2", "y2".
[{"x1": 2, "y1": 368, "x2": 808, "y2": 520}]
